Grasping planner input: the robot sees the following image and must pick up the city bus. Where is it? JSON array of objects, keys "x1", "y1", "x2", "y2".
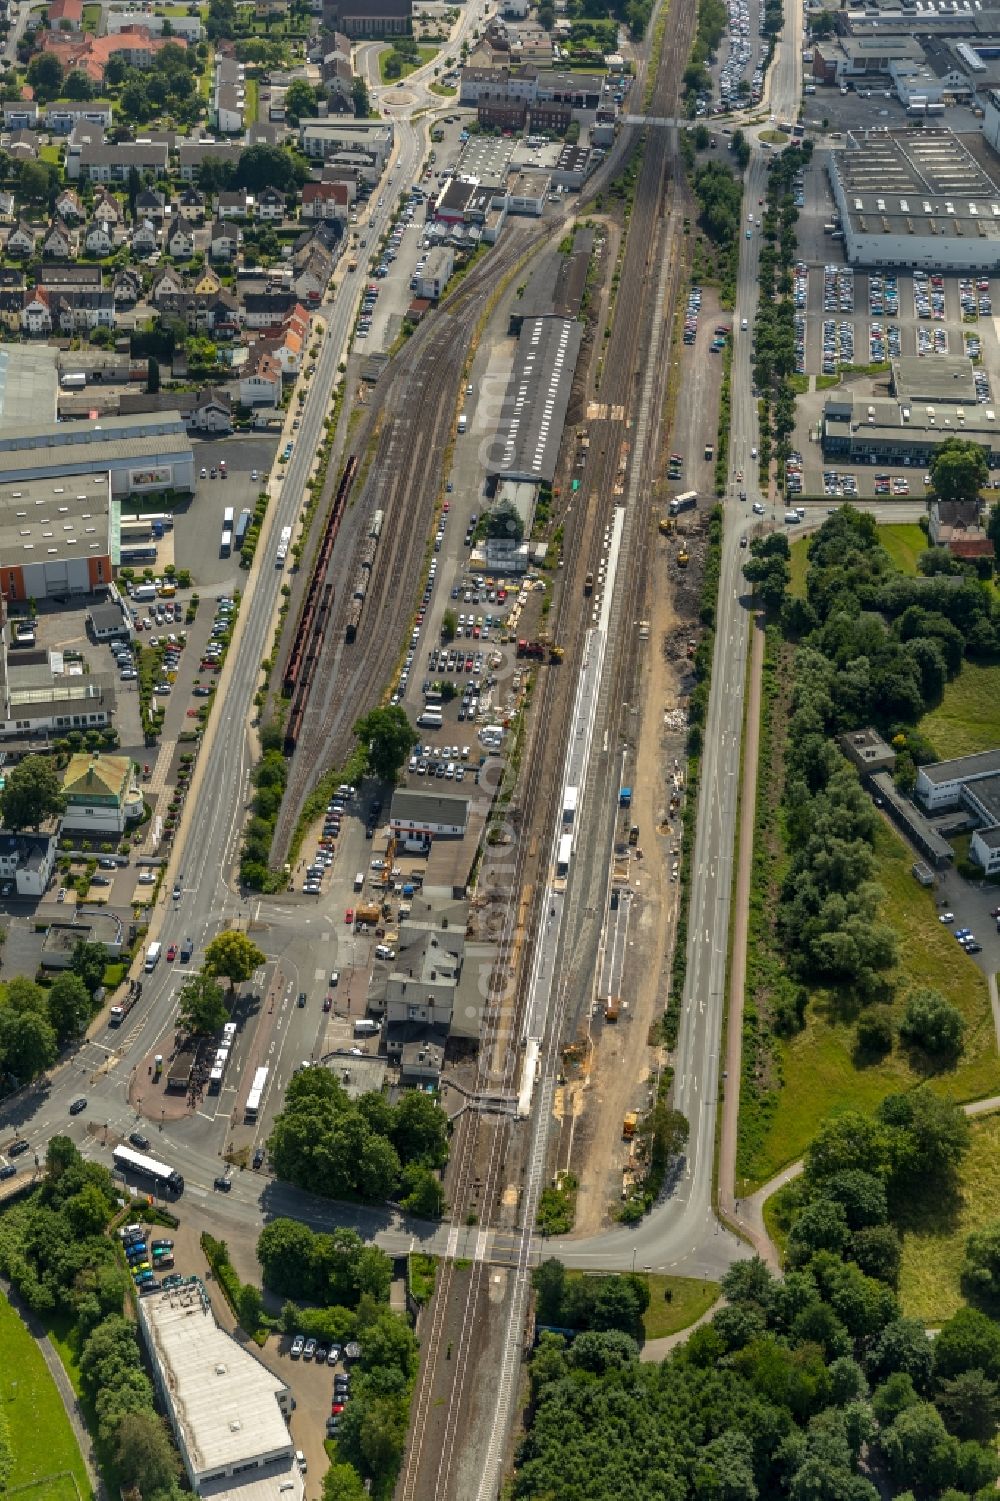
[
  {"x1": 245, "y1": 1066, "x2": 269, "y2": 1121},
  {"x1": 112, "y1": 1143, "x2": 184, "y2": 1196}
]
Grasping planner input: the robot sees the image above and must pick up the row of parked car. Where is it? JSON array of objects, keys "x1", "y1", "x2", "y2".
[
  {"x1": 288, "y1": 1336, "x2": 356, "y2": 1440},
  {"x1": 120, "y1": 1221, "x2": 177, "y2": 1294}
]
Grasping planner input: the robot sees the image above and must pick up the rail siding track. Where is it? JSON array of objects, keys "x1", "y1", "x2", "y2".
[
  {"x1": 269, "y1": 228, "x2": 549, "y2": 862},
  {"x1": 395, "y1": 0, "x2": 699, "y2": 1496}
]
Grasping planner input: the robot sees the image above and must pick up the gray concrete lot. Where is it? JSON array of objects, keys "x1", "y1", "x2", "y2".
[{"x1": 173, "y1": 434, "x2": 280, "y2": 589}]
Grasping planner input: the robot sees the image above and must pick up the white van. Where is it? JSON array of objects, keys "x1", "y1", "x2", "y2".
[
  {"x1": 457, "y1": 414, "x2": 468, "y2": 434},
  {"x1": 784, "y1": 510, "x2": 802, "y2": 524},
  {"x1": 417, "y1": 708, "x2": 443, "y2": 729},
  {"x1": 354, "y1": 1019, "x2": 380, "y2": 1036},
  {"x1": 144, "y1": 941, "x2": 162, "y2": 971},
  {"x1": 354, "y1": 871, "x2": 364, "y2": 891}
]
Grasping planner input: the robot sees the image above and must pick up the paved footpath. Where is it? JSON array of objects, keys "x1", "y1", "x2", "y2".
[{"x1": 1, "y1": 1276, "x2": 104, "y2": 1500}]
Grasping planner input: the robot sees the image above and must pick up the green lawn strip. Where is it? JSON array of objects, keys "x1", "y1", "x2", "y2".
[
  {"x1": 44, "y1": 1310, "x2": 122, "y2": 1498},
  {"x1": 563, "y1": 1270, "x2": 719, "y2": 1341},
  {"x1": 898, "y1": 1109, "x2": 1000, "y2": 1325},
  {"x1": 0, "y1": 1294, "x2": 93, "y2": 1501},
  {"x1": 761, "y1": 1183, "x2": 795, "y2": 1265},
  {"x1": 379, "y1": 44, "x2": 437, "y2": 83},
  {"x1": 748, "y1": 821, "x2": 1000, "y2": 1189},
  {"x1": 920, "y1": 660, "x2": 1000, "y2": 761},
  {"x1": 640, "y1": 1275, "x2": 720, "y2": 1339},
  {"x1": 82, "y1": 2, "x2": 100, "y2": 28},
  {"x1": 787, "y1": 536, "x2": 808, "y2": 599},
  {"x1": 878, "y1": 522, "x2": 927, "y2": 575}
]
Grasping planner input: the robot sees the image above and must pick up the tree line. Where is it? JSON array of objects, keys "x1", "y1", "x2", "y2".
[
  {"x1": 753, "y1": 145, "x2": 811, "y2": 484},
  {"x1": 254, "y1": 1217, "x2": 419, "y2": 1499},
  {"x1": 267, "y1": 1065, "x2": 449, "y2": 1216},
  {"x1": 0, "y1": 1138, "x2": 183, "y2": 1500},
  {"x1": 743, "y1": 504, "x2": 999, "y2": 1067},
  {"x1": 515, "y1": 1088, "x2": 1000, "y2": 1500}
]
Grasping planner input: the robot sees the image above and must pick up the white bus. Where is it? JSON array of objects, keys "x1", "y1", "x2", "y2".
[
  {"x1": 112, "y1": 1143, "x2": 184, "y2": 1196},
  {"x1": 245, "y1": 1065, "x2": 269, "y2": 1120},
  {"x1": 275, "y1": 525, "x2": 292, "y2": 567}
]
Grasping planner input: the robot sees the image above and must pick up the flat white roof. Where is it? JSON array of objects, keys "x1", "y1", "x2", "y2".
[{"x1": 139, "y1": 1286, "x2": 295, "y2": 1483}]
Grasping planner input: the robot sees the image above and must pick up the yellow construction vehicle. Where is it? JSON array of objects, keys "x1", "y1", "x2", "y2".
[
  {"x1": 658, "y1": 513, "x2": 674, "y2": 536},
  {"x1": 677, "y1": 547, "x2": 690, "y2": 568}
]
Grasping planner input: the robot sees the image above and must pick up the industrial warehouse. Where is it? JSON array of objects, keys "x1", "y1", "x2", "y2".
[
  {"x1": 827, "y1": 128, "x2": 1000, "y2": 270},
  {"x1": 822, "y1": 353, "x2": 1000, "y2": 463}
]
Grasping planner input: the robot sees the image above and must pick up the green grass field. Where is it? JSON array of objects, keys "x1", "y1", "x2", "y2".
[
  {"x1": 641, "y1": 1275, "x2": 720, "y2": 1339},
  {"x1": 0, "y1": 1295, "x2": 92, "y2": 1501},
  {"x1": 379, "y1": 45, "x2": 437, "y2": 83},
  {"x1": 899, "y1": 1111, "x2": 1000, "y2": 1325},
  {"x1": 920, "y1": 660, "x2": 1000, "y2": 761},
  {"x1": 788, "y1": 536, "x2": 808, "y2": 599},
  {"x1": 879, "y1": 523, "x2": 927, "y2": 575},
  {"x1": 744, "y1": 821, "x2": 1000, "y2": 1191}
]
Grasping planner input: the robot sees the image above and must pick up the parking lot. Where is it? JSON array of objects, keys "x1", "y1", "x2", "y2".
[
  {"x1": 697, "y1": 0, "x2": 769, "y2": 115},
  {"x1": 173, "y1": 434, "x2": 280, "y2": 589},
  {"x1": 777, "y1": 153, "x2": 1000, "y2": 500}
]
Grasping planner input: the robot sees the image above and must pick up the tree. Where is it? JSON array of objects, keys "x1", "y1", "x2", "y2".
[
  {"x1": 115, "y1": 1402, "x2": 181, "y2": 1495},
  {"x1": 391, "y1": 1090, "x2": 449, "y2": 1167},
  {"x1": 354, "y1": 706, "x2": 416, "y2": 783},
  {"x1": 72, "y1": 940, "x2": 108, "y2": 997},
  {"x1": 351, "y1": 75, "x2": 370, "y2": 117},
  {"x1": 234, "y1": 143, "x2": 309, "y2": 193},
  {"x1": 856, "y1": 1008, "x2": 893, "y2": 1058},
  {"x1": 937, "y1": 1368, "x2": 1000, "y2": 1441},
  {"x1": 867, "y1": 1317, "x2": 934, "y2": 1390},
  {"x1": 257, "y1": 1217, "x2": 317, "y2": 1296},
  {"x1": 204, "y1": 931, "x2": 266, "y2": 991},
  {"x1": 441, "y1": 608, "x2": 457, "y2": 642},
  {"x1": 934, "y1": 1307, "x2": 1000, "y2": 1384},
  {"x1": 104, "y1": 53, "x2": 129, "y2": 86},
  {"x1": 898, "y1": 988, "x2": 965, "y2": 1060},
  {"x1": 47, "y1": 972, "x2": 92, "y2": 1043},
  {"x1": 0, "y1": 999, "x2": 56, "y2": 1082},
  {"x1": 236, "y1": 1282, "x2": 264, "y2": 1335},
  {"x1": 963, "y1": 1219, "x2": 1000, "y2": 1301},
  {"x1": 399, "y1": 1162, "x2": 444, "y2": 1218},
  {"x1": 63, "y1": 68, "x2": 93, "y2": 100},
  {"x1": 285, "y1": 78, "x2": 317, "y2": 123},
  {"x1": 532, "y1": 1258, "x2": 567, "y2": 1325},
  {"x1": 929, "y1": 436, "x2": 988, "y2": 506},
  {"x1": 0, "y1": 754, "x2": 65, "y2": 830},
  {"x1": 146, "y1": 356, "x2": 160, "y2": 395},
  {"x1": 17, "y1": 159, "x2": 54, "y2": 204},
  {"x1": 26, "y1": 52, "x2": 64, "y2": 101},
  {"x1": 323, "y1": 1461, "x2": 368, "y2": 1501},
  {"x1": 177, "y1": 972, "x2": 228, "y2": 1035},
  {"x1": 880, "y1": 1401, "x2": 960, "y2": 1493}
]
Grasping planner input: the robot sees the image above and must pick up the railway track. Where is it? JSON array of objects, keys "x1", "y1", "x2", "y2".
[
  {"x1": 395, "y1": 0, "x2": 698, "y2": 1495},
  {"x1": 269, "y1": 81, "x2": 659, "y2": 863}
]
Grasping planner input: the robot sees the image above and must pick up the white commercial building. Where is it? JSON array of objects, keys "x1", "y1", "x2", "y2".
[
  {"x1": 827, "y1": 128, "x2": 1000, "y2": 270},
  {"x1": 138, "y1": 1280, "x2": 303, "y2": 1501},
  {"x1": 971, "y1": 825, "x2": 1000, "y2": 874},
  {"x1": 915, "y1": 748, "x2": 1000, "y2": 810},
  {"x1": 410, "y1": 246, "x2": 454, "y2": 301},
  {"x1": 390, "y1": 789, "x2": 469, "y2": 838}
]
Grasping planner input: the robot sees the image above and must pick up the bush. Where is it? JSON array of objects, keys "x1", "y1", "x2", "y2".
[
  {"x1": 856, "y1": 1008, "x2": 894, "y2": 1058},
  {"x1": 899, "y1": 987, "x2": 965, "y2": 1060}
]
